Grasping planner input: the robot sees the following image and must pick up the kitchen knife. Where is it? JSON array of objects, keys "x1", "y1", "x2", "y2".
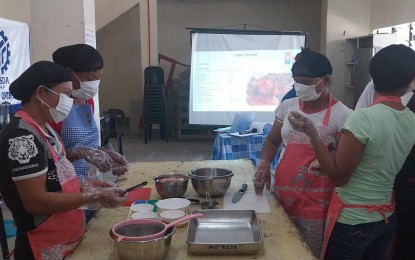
[
  {"x1": 232, "y1": 183, "x2": 248, "y2": 203},
  {"x1": 122, "y1": 181, "x2": 148, "y2": 196}
]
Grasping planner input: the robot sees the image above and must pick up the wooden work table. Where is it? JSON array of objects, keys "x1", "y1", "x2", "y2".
[{"x1": 69, "y1": 159, "x2": 315, "y2": 260}]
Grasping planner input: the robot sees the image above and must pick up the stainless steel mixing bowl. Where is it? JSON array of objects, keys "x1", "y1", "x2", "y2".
[
  {"x1": 110, "y1": 225, "x2": 176, "y2": 260},
  {"x1": 188, "y1": 168, "x2": 233, "y2": 197},
  {"x1": 154, "y1": 174, "x2": 189, "y2": 199}
]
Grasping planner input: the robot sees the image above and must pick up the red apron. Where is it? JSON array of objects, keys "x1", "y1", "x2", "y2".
[
  {"x1": 274, "y1": 95, "x2": 334, "y2": 256},
  {"x1": 320, "y1": 95, "x2": 400, "y2": 259},
  {"x1": 16, "y1": 111, "x2": 85, "y2": 260}
]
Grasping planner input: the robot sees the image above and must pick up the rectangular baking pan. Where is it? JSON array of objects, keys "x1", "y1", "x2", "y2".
[{"x1": 186, "y1": 209, "x2": 263, "y2": 255}]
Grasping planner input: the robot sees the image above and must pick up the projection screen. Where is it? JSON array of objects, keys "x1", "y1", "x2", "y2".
[{"x1": 189, "y1": 29, "x2": 306, "y2": 125}]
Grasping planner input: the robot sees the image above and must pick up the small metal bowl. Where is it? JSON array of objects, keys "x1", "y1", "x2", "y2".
[
  {"x1": 154, "y1": 174, "x2": 189, "y2": 199},
  {"x1": 110, "y1": 224, "x2": 175, "y2": 260}
]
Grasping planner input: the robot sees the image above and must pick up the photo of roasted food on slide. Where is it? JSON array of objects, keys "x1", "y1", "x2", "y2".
[{"x1": 246, "y1": 73, "x2": 293, "y2": 106}]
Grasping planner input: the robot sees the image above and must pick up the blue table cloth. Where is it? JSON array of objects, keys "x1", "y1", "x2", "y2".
[{"x1": 211, "y1": 133, "x2": 278, "y2": 171}]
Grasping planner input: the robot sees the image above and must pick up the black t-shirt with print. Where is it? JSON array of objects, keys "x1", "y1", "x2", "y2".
[{"x1": 0, "y1": 117, "x2": 63, "y2": 258}]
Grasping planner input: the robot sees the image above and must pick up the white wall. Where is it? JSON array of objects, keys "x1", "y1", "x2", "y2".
[
  {"x1": 371, "y1": 0, "x2": 415, "y2": 30},
  {"x1": 95, "y1": 0, "x2": 140, "y2": 30},
  {"x1": 322, "y1": 0, "x2": 415, "y2": 107},
  {"x1": 0, "y1": 0, "x2": 31, "y2": 24},
  {"x1": 323, "y1": 0, "x2": 372, "y2": 107},
  {"x1": 97, "y1": 5, "x2": 142, "y2": 132},
  {"x1": 157, "y1": 0, "x2": 322, "y2": 79},
  {"x1": 30, "y1": 0, "x2": 86, "y2": 62}
]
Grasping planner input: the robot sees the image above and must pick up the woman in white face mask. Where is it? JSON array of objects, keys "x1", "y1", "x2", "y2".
[
  {"x1": 0, "y1": 61, "x2": 127, "y2": 259},
  {"x1": 288, "y1": 44, "x2": 415, "y2": 260},
  {"x1": 253, "y1": 50, "x2": 353, "y2": 257},
  {"x1": 51, "y1": 44, "x2": 129, "y2": 223}
]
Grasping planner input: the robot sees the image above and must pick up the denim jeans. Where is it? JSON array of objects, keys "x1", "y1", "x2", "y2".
[{"x1": 325, "y1": 214, "x2": 396, "y2": 260}]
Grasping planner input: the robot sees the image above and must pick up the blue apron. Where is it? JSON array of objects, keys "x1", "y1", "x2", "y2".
[{"x1": 61, "y1": 104, "x2": 99, "y2": 179}]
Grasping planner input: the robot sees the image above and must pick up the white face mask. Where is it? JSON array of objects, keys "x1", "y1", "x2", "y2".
[
  {"x1": 294, "y1": 77, "x2": 326, "y2": 101},
  {"x1": 37, "y1": 86, "x2": 73, "y2": 123},
  {"x1": 72, "y1": 73, "x2": 100, "y2": 99}
]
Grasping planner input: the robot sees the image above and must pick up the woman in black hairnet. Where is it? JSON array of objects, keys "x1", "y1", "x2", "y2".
[
  {"x1": 288, "y1": 44, "x2": 415, "y2": 259},
  {"x1": 49, "y1": 44, "x2": 129, "y2": 222},
  {"x1": 253, "y1": 50, "x2": 353, "y2": 257},
  {"x1": 50, "y1": 44, "x2": 129, "y2": 181},
  {"x1": 0, "y1": 61, "x2": 126, "y2": 260}
]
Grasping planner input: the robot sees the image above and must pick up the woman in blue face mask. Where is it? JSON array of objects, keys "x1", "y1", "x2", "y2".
[
  {"x1": 50, "y1": 44, "x2": 129, "y2": 222},
  {"x1": 253, "y1": 50, "x2": 353, "y2": 257}
]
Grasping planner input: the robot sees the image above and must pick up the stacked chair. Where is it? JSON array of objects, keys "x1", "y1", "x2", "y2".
[
  {"x1": 101, "y1": 109, "x2": 125, "y2": 155},
  {"x1": 143, "y1": 66, "x2": 168, "y2": 144},
  {"x1": 100, "y1": 114, "x2": 111, "y2": 148}
]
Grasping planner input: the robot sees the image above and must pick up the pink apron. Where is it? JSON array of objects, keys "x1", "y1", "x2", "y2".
[
  {"x1": 320, "y1": 95, "x2": 400, "y2": 259},
  {"x1": 274, "y1": 95, "x2": 334, "y2": 255},
  {"x1": 16, "y1": 110, "x2": 85, "y2": 260}
]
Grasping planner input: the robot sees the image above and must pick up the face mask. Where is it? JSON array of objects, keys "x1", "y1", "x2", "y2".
[
  {"x1": 37, "y1": 86, "x2": 73, "y2": 123},
  {"x1": 294, "y1": 77, "x2": 326, "y2": 101},
  {"x1": 72, "y1": 73, "x2": 100, "y2": 99}
]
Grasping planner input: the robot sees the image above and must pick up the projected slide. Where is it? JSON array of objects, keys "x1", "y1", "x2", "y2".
[{"x1": 189, "y1": 30, "x2": 306, "y2": 125}]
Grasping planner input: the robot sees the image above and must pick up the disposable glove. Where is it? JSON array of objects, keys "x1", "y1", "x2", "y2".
[
  {"x1": 253, "y1": 159, "x2": 271, "y2": 196},
  {"x1": 82, "y1": 183, "x2": 127, "y2": 208},
  {"x1": 287, "y1": 111, "x2": 318, "y2": 137},
  {"x1": 98, "y1": 147, "x2": 129, "y2": 176},
  {"x1": 72, "y1": 147, "x2": 112, "y2": 172},
  {"x1": 81, "y1": 179, "x2": 115, "y2": 189}
]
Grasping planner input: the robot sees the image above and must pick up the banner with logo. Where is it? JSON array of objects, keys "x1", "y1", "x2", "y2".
[{"x1": 0, "y1": 17, "x2": 30, "y2": 105}]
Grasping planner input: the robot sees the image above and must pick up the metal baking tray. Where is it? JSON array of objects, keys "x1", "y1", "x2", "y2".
[{"x1": 186, "y1": 209, "x2": 263, "y2": 255}]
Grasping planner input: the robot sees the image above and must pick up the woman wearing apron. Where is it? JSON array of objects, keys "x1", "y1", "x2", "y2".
[
  {"x1": 50, "y1": 44, "x2": 129, "y2": 222},
  {"x1": 0, "y1": 61, "x2": 127, "y2": 259},
  {"x1": 355, "y1": 70, "x2": 415, "y2": 259},
  {"x1": 254, "y1": 50, "x2": 352, "y2": 257},
  {"x1": 288, "y1": 45, "x2": 415, "y2": 259},
  {"x1": 49, "y1": 44, "x2": 129, "y2": 180}
]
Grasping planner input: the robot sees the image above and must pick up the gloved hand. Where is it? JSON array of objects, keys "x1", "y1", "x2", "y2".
[
  {"x1": 287, "y1": 111, "x2": 318, "y2": 137},
  {"x1": 82, "y1": 184, "x2": 127, "y2": 208},
  {"x1": 253, "y1": 159, "x2": 271, "y2": 196},
  {"x1": 72, "y1": 147, "x2": 112, "y2": 172},
  {"x1": 82, "y1": 179, "x2": 116, "y2": 188},
  {"x1": 99, "y1": 147, "x2": 129, "y2": 176}
]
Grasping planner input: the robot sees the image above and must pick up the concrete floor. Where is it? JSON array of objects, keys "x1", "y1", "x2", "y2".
[
  {"x1": 119, "y1": 134, "x2": 214, "y2": 163},
  {"x1": 1, "y1": 134, "x2": 215, "y2": 259}
]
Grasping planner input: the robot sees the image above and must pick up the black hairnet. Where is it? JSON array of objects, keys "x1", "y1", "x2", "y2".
[
  {"x1": 52, "y1": 44, "x2": 104, "y2": 72},
  {"x1": 292, "y1": 51, "x2": 333, "y2": 78},
  {"x1": 9, "y1": 61, "x2": 71, "y2": 101}
]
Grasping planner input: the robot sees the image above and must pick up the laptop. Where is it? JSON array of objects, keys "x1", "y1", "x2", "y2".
[
  {"x1": 213, "y1": 112, "x2": 255, "y2": 133},
  {"x1": 229, "y1": 112, "x2": 255, "y2": 133}
]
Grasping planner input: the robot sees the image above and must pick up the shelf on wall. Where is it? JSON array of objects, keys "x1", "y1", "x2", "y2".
[{"x1": 343, "y1": 33, "x2": 396, "y2": 108}]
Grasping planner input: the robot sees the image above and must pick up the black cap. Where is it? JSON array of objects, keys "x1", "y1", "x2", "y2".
[
  {"x1": 291, "y1": 51, "x2": 333, "y2": 78},
  {"x1": 9, "y1": 61, "x2": 71, "y2": 101},
  {"x1": 52, "y1": 44, "x2": 104, "y2": 72}
]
